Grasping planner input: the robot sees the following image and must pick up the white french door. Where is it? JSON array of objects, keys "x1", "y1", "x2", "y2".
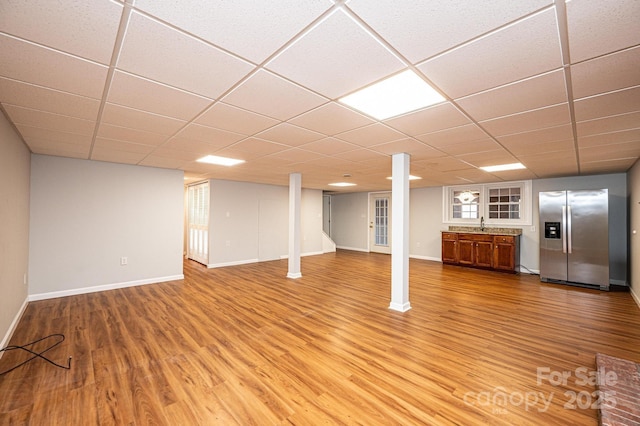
[
  {"x1": 187, "y1": 181, "x2": 209, "y2": 265},
  {"x1": 369, "y1": 192, "x2": 391, "y2": 254}
]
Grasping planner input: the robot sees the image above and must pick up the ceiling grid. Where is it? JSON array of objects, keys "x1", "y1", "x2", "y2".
[{"x1": 0, "y1": 0, "x2": 637, "y2": 191}]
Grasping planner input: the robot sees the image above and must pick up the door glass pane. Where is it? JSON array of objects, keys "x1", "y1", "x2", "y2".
[{"x1": 374, "y1": 198, "x2": 388, "y2": 246}]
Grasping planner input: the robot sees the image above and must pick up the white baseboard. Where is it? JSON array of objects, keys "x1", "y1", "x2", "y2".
[
  {"x1": 0, "y1": 296, "x2": 29, "y2": 358},
  {"x1": 630, "y1": 286, "x2": 640, "y2": 309},
  {"x1": 336, "y1": 246, "x2": 369, "y2": 253},
  {"x1": 208, "y1": 259, "x2": 259, "y2": 268},
  {"x1": 28, "y1": 274, "x2": 184, "y2": 301},
  {"x1": 280, "y1": 251, "x2": 325, "y2": 260},
  {"x1": 410, "y1": 254, "x2": 441, "y2": 262}
]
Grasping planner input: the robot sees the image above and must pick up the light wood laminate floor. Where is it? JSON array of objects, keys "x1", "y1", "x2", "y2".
[{"x1": 1, "y1": 250, "x2": 639, "y2": 425}]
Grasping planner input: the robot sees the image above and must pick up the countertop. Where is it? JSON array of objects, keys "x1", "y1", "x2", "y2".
[{"x1": 443, "y1": 226, "x2": 523, "y2": 236}]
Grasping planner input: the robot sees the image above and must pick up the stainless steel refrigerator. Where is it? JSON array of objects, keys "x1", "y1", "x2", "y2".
[{"x1": 539, "y1": 189, "x2": 609, "y2": 290}]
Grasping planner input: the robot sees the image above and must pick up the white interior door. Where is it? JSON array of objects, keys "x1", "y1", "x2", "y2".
[
  {"x1": 369, "y1": 193, "x2": 391, "y2": 254},
  {"x1": 187, "y1": 182, "x2": 209, "y2": 265}
]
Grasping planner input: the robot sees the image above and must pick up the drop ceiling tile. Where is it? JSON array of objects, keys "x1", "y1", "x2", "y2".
[
  {"x1": 149, "y1": 146, "x2": 205, "y2": 162},
  {"x1": 437, "y1": 169, "x2": 497, "y2": 184},
  {"x1": 455, "y1": 149, "x2": 519, "y2": 168},
  {"x1": 480, "y1": 104, "x2": 570, "y2": 136},
  {"x1": 0, "y1": 0, "x2": 122, "y2": 64},
  {"x1": 416, "y1": 124, "x2": 488, "y2": 148},
  {"x1": 196, "y1": 102, "x2": 279, "y2": 135},
  {"x1": 4, "y1": 104, "x2": 95, "y2": 135},
  {"x1": 176, "y1": 123, "x2": 245, "y2": 147},
  {"x1": 90, "y1": 147, "x2": 149, "y2": 165},
  {"x1": 580, "y1": 157, "x2": 637, "y2": 174},
  {"x1": 385, "y1": 103, "x2": 470, "y2": 136},
  {"x1": 298, "y1": 137, "x2": 358, "y2": 155},
  {"x1": 288, "y1": 102, "x2": 374, "y2": 135},
  {"x1": 456, "y1": 70, "x2": 567, "y2": 121},
  {"x1": 162, "y1": 137, "x2": 233, "y2": 155},
  {"x1": 0, "y1": 34, "x2": 108, "y2": 98},
  {"x1": 574, "y1": 86, "x2": 640, "y2": 122},
  {"x1": 118, "y1": 12, "x2": 253, "y2": 99},
  {"x1": 27, "y1": 141, "x2": 90, "y2": 159},
  {"x1": 578, "y1": 129, "x2": 640, "y2": 148},
  {"x1": 254, "y1": 123, "x2": 325, "y2": 147},
  {"x1": 335, "y1": 123, "x2": 405, "y2": 147},
  {"x1": 267, "y1": 148, "x2": 324, "y2": 164},
  {"x1": 567, "y1": 0, "x2": 640, "y2": 63},
  {"x1": 576, "y1": 111, "x2": 640, "y2": 138},
  {"x1": 107, "y1": 71, "x2": 212, "y2": 121},
  {"x1": 97, "y1": 123, "x2": 168, "y2": 146},
  {"x1": 214, "y1": 137, "x2": 289, "y2": 160},
  {"x1": 518, "y1": 154, "x2": 579, "y2": 177},
  {"x1": 413, "y1": 157, "x2": 474, "y2": 173},
  {"x1": 0, "y1": 77, "x2": 100, "y2": 120},
  {"x1": 134, "y1": 0, "x2": 332, "y2": 63},
  {"x1": 338, "y1": 148, "x2": 389, "y2": 162},
  {"x1": 101, "y1": 103, "x2": 186, "y2": 136},
  {"x1": 571, "y1": 47, "x2": 640, "y2": 100},
  {"x1": 302, "y1": 155, "x2": 359, "y2": 171},
  {"x1": 496, "y1": 123, "x2": 573, "y2": 147},
  {"x1": 418, "y1": 9, "x2": 562, "y2": 98},
  {"x1": 16, "y1": 125, "x2": 93, "y2": 150},
  {"x1": 348, "y1": 0, "x2": 551, "y2": 63},
  {"x1": 370, "y1": 138, "x2": 445, "y2": 160},
  {"x1": 437, "y1": 138, "x2": 502, "y2": 156},
  {"x1": 266, "y1": 9, "x2": 404, "y2": 99},
  {"x1": 504, "y1": 138, "x2": 575, "y2": 156},
  {"x1": 139, "y1": 155, "x2": 187, "y2": 169},
  {"x1": 222, "y1": 70, "x2": 327, "y2": 121},
  {"x1": 579, "y1": 141, "x2": 640, "y2": 162},
  {"x1": 93, "y1": 137, "x2": 157, "y2": 154},
  {"x1": 488, "y1": 169, "x2": 539, "y2": 181}
]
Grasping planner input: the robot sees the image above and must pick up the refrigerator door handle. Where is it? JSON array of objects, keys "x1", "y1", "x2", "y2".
[
  {"x1": 561, "y1": 205, "x2": 567, "y2": 253},
  {"x1": 567, "y1": 205, "x2": 572, "y2": 254}
]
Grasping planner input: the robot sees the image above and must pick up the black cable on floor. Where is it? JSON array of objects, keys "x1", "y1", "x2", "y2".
[{"x1": 0, "y1": 334, "x2": 72, "y2": 376}]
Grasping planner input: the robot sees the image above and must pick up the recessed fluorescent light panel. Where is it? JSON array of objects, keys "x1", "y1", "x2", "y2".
[
  {"x1": 196, "y1": 155, "x2": 245, "y2": 166},
  {"x1": 328, "y1": 182, "x2": 357, "y2": 187},
  {"x1": 480, "y1": 163, "x2": 526, "y2": 172},
  {"x1": 339, "y1": 70, "x2": 445, "y2": 120},
  {"x1": 386, "y1": 175, "x2": 422, "y2": 180}
]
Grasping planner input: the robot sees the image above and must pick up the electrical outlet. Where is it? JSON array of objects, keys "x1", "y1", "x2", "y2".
[
  {"x1": 120, "y1": 257, "x2": 128, "y2": 266},
  {"x1": 531, "y1": 226, "x2": 536, "y2": 232}
]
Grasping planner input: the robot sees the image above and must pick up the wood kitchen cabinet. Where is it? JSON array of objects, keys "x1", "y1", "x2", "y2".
[
  {"x1": 441, "y1": 232, "x2": 458, "y2": 263},
  {"x1": 441, "y1": 231, "x2": 520, "y2": 273},
  {"x1": 493, "y1": 235, "x2": 520, "y2": 272}
]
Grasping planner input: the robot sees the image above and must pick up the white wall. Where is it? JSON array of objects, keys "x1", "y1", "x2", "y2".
[
  {"x1": 331, "y1": 191, "x2": 369, "y2": 251},
  {"x1": 29, "y1": 155, "x2": 184, "y2": 298},
  {"x1": 409, "y1": 186, "x2": 444, "y2": 261},
  {"x1": 0, "y1": 112, "x2": 30, "y2": 347},
  {"x1": 331, "y1": 173, "x2": 629, "y2": 283},
  {"x1": 208, "y1": 179, "x2": 323, "y2": 267},
  {"x1": 301, "y1": 188, "x2": 323, "y2": 255},
  {"x1": 627, "y1": 160, "x2": 640, "y2": 305}
]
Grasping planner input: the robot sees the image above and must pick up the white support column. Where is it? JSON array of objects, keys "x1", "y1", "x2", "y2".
[
  {"x1": 389, "y1": 153, "x2": 411, "y2": 312},
  {"x1": 287, "y1": 172, "x2": 302, "y2": 279}
]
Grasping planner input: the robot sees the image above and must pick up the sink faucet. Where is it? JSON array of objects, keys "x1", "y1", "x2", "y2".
[{"x1": 480, "y1": 216, "x2": 485, "y2": 231}]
